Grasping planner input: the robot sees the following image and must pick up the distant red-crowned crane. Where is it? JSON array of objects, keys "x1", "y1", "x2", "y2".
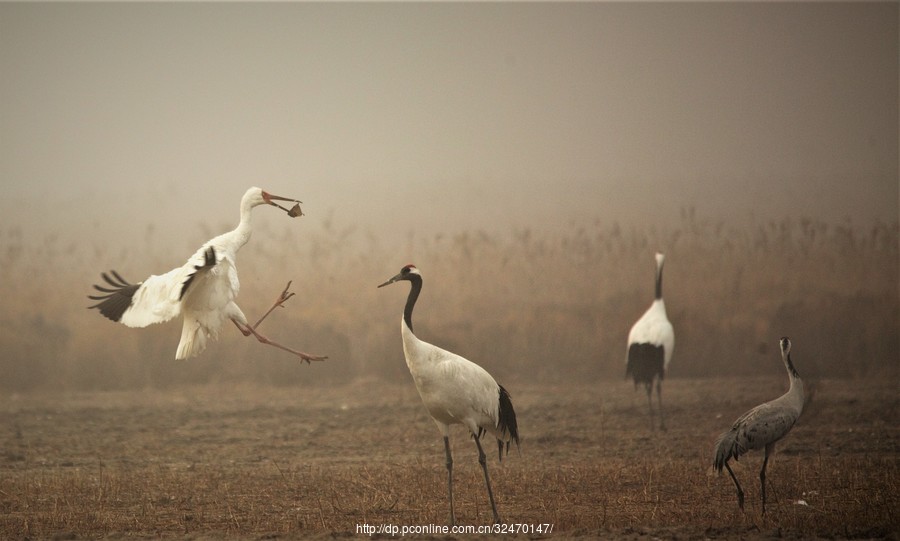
[
  {"x1": 378, "y1": 264, "x2": 519, "y2": 525},
  {"x1": 88, "y1": 187, "x2": 327, "y2": 362},
  {"x1": 713, "y1": 337, "x2": 804, "y2": 514},
  {"x1": 626, "y1": 252, "x2": 674, "y2": 430}
]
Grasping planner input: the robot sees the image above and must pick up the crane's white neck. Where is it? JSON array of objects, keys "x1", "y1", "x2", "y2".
[
  {"x1": 231, "y1": 197, "x2": 258, "y2": 249},
  {"x1": 649, "y1": 297, "x2": 668, "y2": 319}
]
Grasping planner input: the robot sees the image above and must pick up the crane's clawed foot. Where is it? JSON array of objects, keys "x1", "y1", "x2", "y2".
[
  {"x1": 274, "y1": 280, "x2": 296, "y2": 309},
  {"x1": 298, "y1": 352, "x2": 328, "y2": 364},
  {"x1": 251, "y1": 281, "x2": 296, "y2": 330}
]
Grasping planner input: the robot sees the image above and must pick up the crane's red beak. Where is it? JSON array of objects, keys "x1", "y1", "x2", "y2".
[{"x1": 262, "y1": 191, "x2": 304, "y2": 217}]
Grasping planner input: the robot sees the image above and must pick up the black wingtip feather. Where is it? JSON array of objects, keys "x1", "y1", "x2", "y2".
[{"x1": 88, "y1": 271, "x2": 139, "y2": 322}]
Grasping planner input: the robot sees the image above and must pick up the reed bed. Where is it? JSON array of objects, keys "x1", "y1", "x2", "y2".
[{"x1": 0, "y1": 211, "x2": 896, "y2": 391}]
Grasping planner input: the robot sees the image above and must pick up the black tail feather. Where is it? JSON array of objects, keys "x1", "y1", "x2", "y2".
[
  {"x1": 626, "y1": 342, "x2": 666, "y2": 386},
  {"x1": 497, "y1": 384, "x2": 519, "y2": 460}
]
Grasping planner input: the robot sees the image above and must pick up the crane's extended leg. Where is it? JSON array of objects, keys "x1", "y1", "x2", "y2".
[
  {"x1": 443, "y1": 436, "x2": 456, "y2": 526},
  {"x1": 229, "y1": 281, "x2": 327, "y2": 363},
  {"x1": 760, "y1": 444, "x2": 773, "y2": 515},
  {"x1": 724, "y1": 461, "x2": 744, "y2": 510},
  {"x1": 657, "y1": 379, "x2": 666, "y2": 431},
  {"x1": 473, "y1": 435, "x2": 501, "y2": 524},
  {"x1": 231, "y1": 319, "x2": 327, "y2": 363},
  {"x1": 645, "y1": 383, "x2": 655, "y2": 432}
]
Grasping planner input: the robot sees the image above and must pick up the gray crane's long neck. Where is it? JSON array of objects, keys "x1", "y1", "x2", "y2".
[
  {"x1": 783, "y1": 350, "x2": 805, "y2": 410},
  {"x1": 784, "y1": 351, "x2": 801, "y2": 381},
  {"x1": 404, "y1": 275, "x2": 422, "y2": 333}
]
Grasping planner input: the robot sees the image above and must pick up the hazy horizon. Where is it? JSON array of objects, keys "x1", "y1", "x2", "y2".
[{"x1": 1, "y1": 2, "x2": 897, "y2": 252}]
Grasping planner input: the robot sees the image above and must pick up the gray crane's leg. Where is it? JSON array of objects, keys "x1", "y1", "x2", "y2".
[
  {"x1": 760, "y1": 443, "x2": 773, "y2": 515},
  {"x1": 645, "y1": 383, "x2": 655, "y2": 431},
  {"x1": 724, "y1": 461, "x2": 744, "y2": 510},
  {"x1": 473, "y1": 435, "x2": 501, "y2": 524},
  {"x1": 443, "y1": 436, "x2": 456, "y2": 526},
  {"x1": 657, "y1": 379, "x2": 666, "y2": 431}
]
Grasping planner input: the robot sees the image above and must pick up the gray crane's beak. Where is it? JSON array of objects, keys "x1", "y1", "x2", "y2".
[{"x1": 377, "y1": 274, "x2": 402, "y2": 288}]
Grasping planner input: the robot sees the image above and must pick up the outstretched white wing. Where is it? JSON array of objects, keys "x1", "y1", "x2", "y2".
[{"x1": 88, "y1": 245, "x2": 218, "y2": 328}]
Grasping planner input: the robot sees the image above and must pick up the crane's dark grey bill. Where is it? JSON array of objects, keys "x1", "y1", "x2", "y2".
[{"x1": 377, "y1": 274, "x2": 402, "y2": 288}]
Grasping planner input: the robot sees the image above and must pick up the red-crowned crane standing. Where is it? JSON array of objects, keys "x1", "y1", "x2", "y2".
[
  {"x1": 378, "y1": 264, "x2": 519, "y2": 525},
  {"x1": 88, "y1": 187, "x2": 326, "y2": 362},
  {"x1": 713, "y1": 337, "x2": 805, "y2": 514},
  {"x1": 626, "y1": 252, "x2": 674, "y2": 430}
]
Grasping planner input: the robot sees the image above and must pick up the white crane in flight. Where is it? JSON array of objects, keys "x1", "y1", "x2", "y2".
[{"x1": 88, "y1": 186, "x2": 326, "y2": 362}]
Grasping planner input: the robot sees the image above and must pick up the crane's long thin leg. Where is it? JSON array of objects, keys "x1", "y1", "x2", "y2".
[
  {"x1": 657, "y1": 378, "x2": 666, "y2": 431},
  {"x1": 228, "y1": 282, "x2": 327, "y2": 363},
  {"x1": 724, "y1": 461, "x2": 744, "y2": 510},
  {"x1": 473, "y1": 435, "x2": 501, "y2": 524},
  {"x1": 229, "y1": 281, "x2": 293, "y2": 335},
  {"x1": 231, "y1": 319, "x2": 327, "y2": 363},
  {"x1": 760, "y1": 444, "x2": 773, "y2": 515},
  {"x1": 645, "y1": 383, "x2": 655, "y2": 432},
  {"x1": 443, "y1": 436, "x2": 456, "y2": 526}
]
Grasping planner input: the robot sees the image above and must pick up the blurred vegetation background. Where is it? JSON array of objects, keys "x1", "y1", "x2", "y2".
[{"x1": 0, "y1": 209, "x2": 896, "y2": 392}]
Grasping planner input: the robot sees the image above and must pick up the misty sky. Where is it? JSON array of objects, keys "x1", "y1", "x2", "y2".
[{"x1": 1, "y1": 2, "x2": 897, "y2": 249}]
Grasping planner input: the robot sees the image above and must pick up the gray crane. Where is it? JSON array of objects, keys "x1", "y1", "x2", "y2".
[{"x1": 713, "y1": 337, "x2": 805, "y2": 514}]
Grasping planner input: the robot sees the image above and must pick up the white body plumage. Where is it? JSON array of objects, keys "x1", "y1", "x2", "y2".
[
  {"x1": 173, "y1": 231, "x2": 248, "y2": 360},
  {"x1": 626, "y1": 297, "x2": 674, "y2": 369},
  {"x1": 401, "y1": 321, "x2": 512, "y2": 443}
]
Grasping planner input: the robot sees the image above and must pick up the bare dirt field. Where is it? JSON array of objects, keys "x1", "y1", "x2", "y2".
[{"x1": 1, "y1": 376, "x2": 897, "y2": 540}]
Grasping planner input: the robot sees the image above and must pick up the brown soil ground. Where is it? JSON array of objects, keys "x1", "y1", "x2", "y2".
[{"x1": 1, "y1": 377, "x2": 897, "y2": 539}]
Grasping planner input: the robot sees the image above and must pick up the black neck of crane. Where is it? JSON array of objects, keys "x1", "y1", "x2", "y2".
[
  {"x1": 655, "y1": 261, "x2": 664, "y2": 300},
  {"x1": 404, "y1": 274, "x2": 422, "y2": 333}
]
